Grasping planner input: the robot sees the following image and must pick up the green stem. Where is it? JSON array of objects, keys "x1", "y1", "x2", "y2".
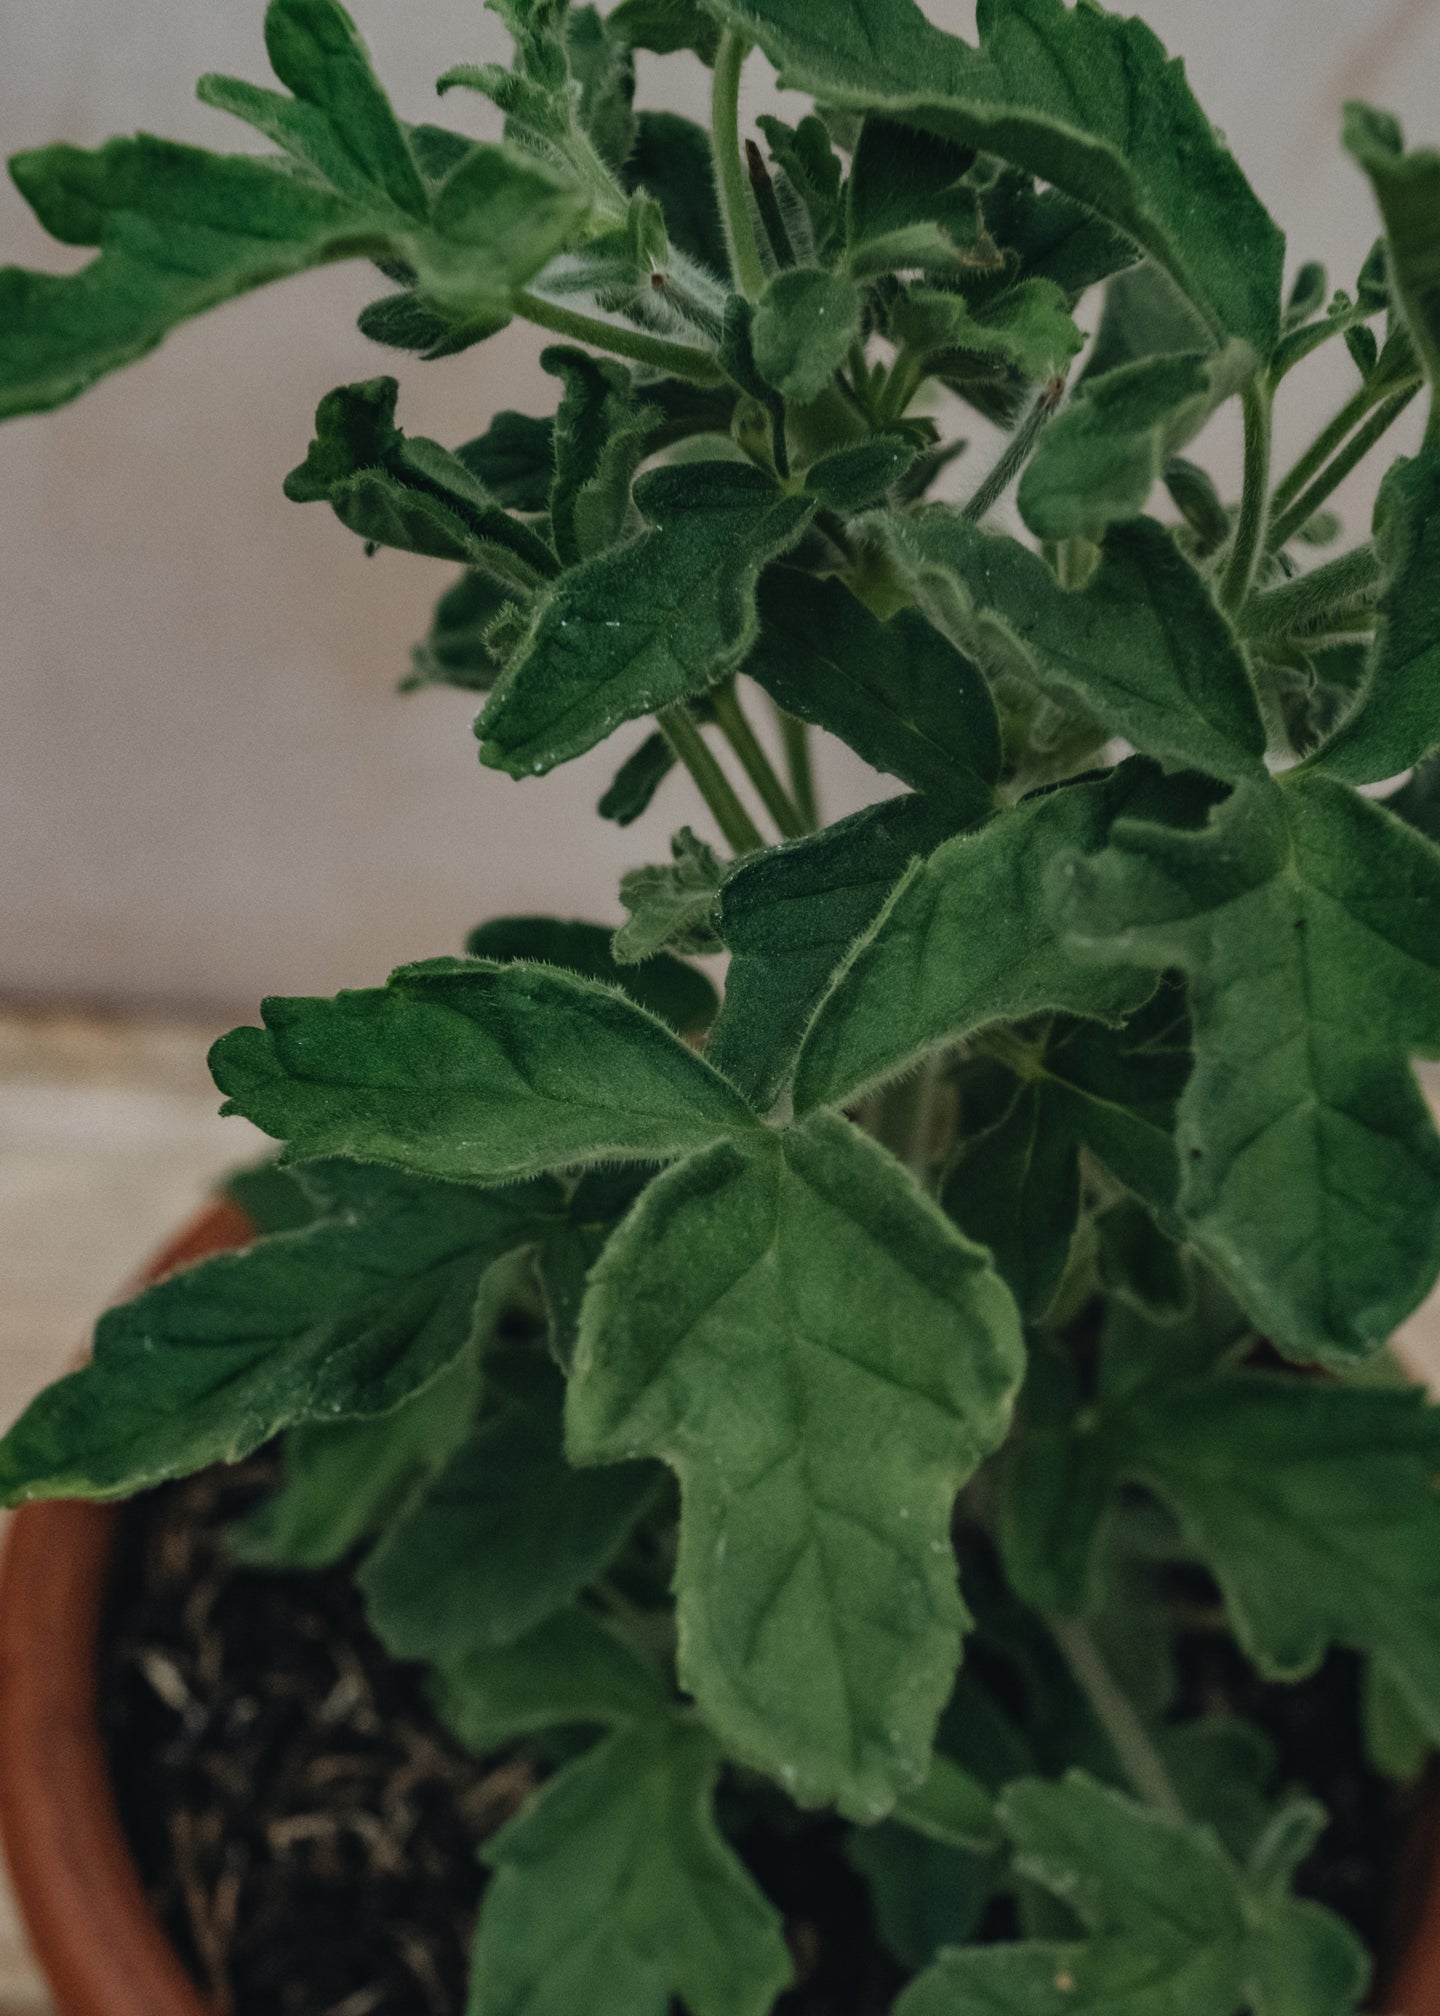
[
  {"x1": 712, "y1": 32, "x2": 768, "y2": 302},
  {"x1": 1269, "y1": 380, "x2": 1378, "y2": 521},
  {"x1": 1240, "y1": 543, "x2": 1382, "y2": 643},
  {"x1": 778, "y1": 707, "x2": 820, "y2": 830},
  {"x1": 963, "y1": 382, "x2": 1063, "y2": 524},
  {"x1": 657, "y1": 705, "x2": 764, "y2": 855},
  {"x1": 1220, "y1": 378, "x2": 1272, "y2": 613},
  {"x1": 710, "y1": 684, "x2": 806, "y2": 838},
  {"x1": 1266, "y1": 384, "x2": 1421, "y2": 552},
  {"x1": 514, "y1": 291, "x2": 722, "y2": 383},
  {"x1": 1050, "y1": 1616, "x2": 1185, "y2": 1820}
]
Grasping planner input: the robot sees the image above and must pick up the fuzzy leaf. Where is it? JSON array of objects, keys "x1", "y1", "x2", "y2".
[
  {"x1": 702, "y1": 0, "x2": 1284, "y2": 354},
  {"x1": 801, "y1": 436, "x2": 919, "y2": 513},
  {"x1": 360, "y1": 1348, "x2": 656, "y2": 1658},
  {"x1": 1018, "y1": 352, "x2": 1217, "y2": 541},
  {"x1": 1057, "y1": 774, "x2": 1440, "y2": 1359},
  {"x1": 625, "y1": 111, "x2": 727, "y2": 276},
  {"x1": 793, "y1": 767, "x2": 1166, "y2": 1119},
  {"x1": 752, "y1": 268, "x2": 864, "y2": 403},
  {"x1": 1344, "y1": 105, "x2": 1440, "y2": 419},
  {"x1": 210, "y1": 956, "x2": 759, "y2": 1184},
  {"x1": 1, "y1": 0, "x2": 590, "y2": 418},
  {"x1": 745, "y1": 571, "x2": 1001, "y2": 805},
  {"x1": 710, "y1": 794, "x2": 962, "y2": 1110},
  {"x1": 454, "y1": 409, "x2": 556, "y2": 512},
  {"x1": 0, "y1": 1164, "x2": 557, "y2": 1504},
  {"x1": 464, "y1": 914, "x2": 717, "y2": 1034},
  {"x1": 597, "y1": 731, "x2": 677, "y2": 825},
  {"x1": 1309, "y1": 450, "x2": 1440, "y2": 784},
  {"x1": 874, "y1": 508, "x2": 1267, "y2": 785},
  {"x1": 232, "y1": 1342, "x2": 482, "y2": 1568},
  {"x1": 478, "y1": 465, "x2": 813, "y2": 776},
  {"x1": 941, "y1": 1082, "x2": 1081, "y2": 1320},
  {"x1": 566, "y1": 1113, "x2": 1023, "y2": 1817},
  {"x1": 889, "y1": 280, "x2": 1083, "y2": 382},
  {"x1": 609, "y1": 0, "x2": 721, "y2": 65},
  {"x1": 615, "y1": 826, "x2": 726, "y2": 963},
  {"x1": 432, "y1": 1606, "x2": 668, "y2": 1753},
  {"x1": 470, "y1": 1720, "x2": 792, "y2": 2016},
  {"x1": 845, "y1": 120, "x2": 989, "y2": 280},
  {"x1": 406, "y1": 569, "x2": 512, "y2": 694},
  {"x1": 898, "y1": 1773, "x2": 1368, "y2": 2016},
  {"x1": 542, "y1": 345, "x2": 647, "y2": 566}
]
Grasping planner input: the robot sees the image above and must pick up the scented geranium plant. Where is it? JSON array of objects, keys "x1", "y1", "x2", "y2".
[{"x1": 5, "y1": 0, "x2": 1440, "y2": 2008}]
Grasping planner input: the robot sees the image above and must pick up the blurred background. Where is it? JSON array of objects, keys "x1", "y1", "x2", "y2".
[{"x1": 3, "y1": 4, "x2": 1440, "y2": 2003}]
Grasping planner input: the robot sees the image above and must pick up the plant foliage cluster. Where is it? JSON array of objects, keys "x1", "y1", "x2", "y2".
[{"x1": 5, "y1": 0, "x2": 1440, "y2": 2009}]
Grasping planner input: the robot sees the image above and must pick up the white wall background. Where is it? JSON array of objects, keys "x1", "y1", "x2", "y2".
[{"x1": 2, "y1": 0, "x2": 1438, "y2": 1011}]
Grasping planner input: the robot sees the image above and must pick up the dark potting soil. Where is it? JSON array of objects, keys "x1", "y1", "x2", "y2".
[{"x1": 100, "y1": 1464, "x2": 1415, "y2": 2016}]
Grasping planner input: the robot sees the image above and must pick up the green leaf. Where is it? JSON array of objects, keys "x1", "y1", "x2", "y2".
[
  {"x1": 709, "y1": 794, "x2": 962, "y2": 1110},
  {"x1": 888, "y1": 280, "x2": 1084, "y2": 383},
  {"x1": 1123, "y1": 1375, "x2": 1440, "y2": 1749},
  {"x1": 284, "y1": 376, "x2": 556, "y2": 581},
  {"x1": 454, "y1": 409, "x2": 556, "y2": 513},
  {"x1": 614, "y1": 826, "x2": 726, "y2": 963},
  {"x1": 432, "y1": 1605, "x2": 668, "y2": 1752},
  {"x1": 744, "y1": 570, "x2": 1002, "y2": 805},
  {"x1": 470, "y1": 1720, "x2": 792, "y2": 2016},
  {"x1": 542, "y1": 345, "x2": 649, "y2": 566},
  {"x1": 1056, "y1": 773, "x2": 1440, "y2": 1359},
  {"x1": 974, "y1": 167, "x2": 1138, "y2": 301},
  {"x1": 752, "y1": 267, "x2": 863, "y2": 403},
  {"x1": 563, "y1": 6, "x2": 637, "y2": 174},
  {"x1": 1, "y1": 0, "x2": 591, "y2": 419},
  {"x1": 1079, "y1": 261, "x2": 1213, "y2": 386},
  {"x1": 210, "y1": 956, "x2": 760, "y2": 1184},
  {"x1": 756, "y1": 114, "x2": 844, "y2": 254},
  {"x1": 872, "y1": 508, "x2": 1267, "y2": 785},
  {"x1": 701, "y1": 0, "x2": 1284, "y2": 356},
  {"x1": 625, "y1": 111, "x2": 727, "y2": 276},
  {"x1": 535, "y1": 1167, "x2": 656, "y2": 1370},
  {"x1": 609, "y1": 0, "x2": 721, "y2": 65},
  {"x1": 1018, "y1": 353, "x2": 1218, "y2": 541},
  {"x1": 477, "y1": 465, "x2": 813, "y2": 776},
  {"x1": 199, "y1": 0, "x2": 427, "y2": 214},
  {"x1": 597, "y1": 730, "x2": 677, "y2": 825},
  {"x1": 1344, "y1": 105, "x2": 1440, "y2": 427},
  {"x1": 219, "y1": 1154, "x2": 321, "y2": 1235},
  {"x1": 793, "y1": 766, "x2": 1166, "y2": 1119},
  {"x1": 465, "y1": 914, "x2": 717, "y2": 1034},
  {"x1": 897, "y1": 1772, "x2": 1368, "y2": 2016},
  {"x1": 847, "y1": 1824, "x2": 997, "y2": 1970},
  {"x1": 1309, "y1": 450, "x2": 1440, "y2": 783},
  {"x1": 231, "y1": 1341, "x2": 482, "y2": 1568},
  {"x1": 941, "y1": 1080, "x2": 1080, "y2": 1320},
  {"x1": 0, "y1": 1163, "x2": 557, "y2": 1504},
  {"x1": 801, "y1": 435, "x2": 919, "y2": 513},
  {"x1": 845, "y1": 119, "x2": 990, "y2": 280},
  {"x1": 566, "y1": 1112, "x2": 1023, "y2": 1816},
  {"x1": 360, "y1": 1347, "x2": 656, "y2": 1658},
  {"x1": 405, "y1": 569, "x2": 513, "y2": 694}
]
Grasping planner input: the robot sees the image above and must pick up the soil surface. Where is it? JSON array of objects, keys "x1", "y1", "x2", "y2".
[{"x1": 101, "y1": 1463, "x2": 1416, "y2": 2016}]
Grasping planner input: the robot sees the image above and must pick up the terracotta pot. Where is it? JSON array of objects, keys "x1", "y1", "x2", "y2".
[{"x1": 1, "y1": 1199, "x2": 1438, "y2": 2016}]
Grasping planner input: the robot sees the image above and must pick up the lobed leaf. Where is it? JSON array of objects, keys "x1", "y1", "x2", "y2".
[
  {"x1": 477, "y1": 464, "x2": 813, "y2": 777},
  {"x1": 752, "y1": 267, "x2": 863, "y2": 403},
  {"x1": 432, "y1": 1605, "x2": 669, "y2": 1753},
  {"x1": 566, "y1": 1113, "x2": 1023, "y2": 1817},
  {"x1": 210, "y1": 956, "x2": 759, "y2": 1184},
  {"x1": 0, "y1": 1163, "x2": 557, "y2": 1504},
  {"x1": 1344, "y1": 105, "x2": 1440, "y2": 429},
  {"x1": 1056, "y1": 773, "x2": 1440, "y2": 1359}
]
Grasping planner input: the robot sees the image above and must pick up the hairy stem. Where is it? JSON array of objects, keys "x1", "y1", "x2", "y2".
[
  {"x1": 778, "y1": 706, "x2": 820, "y2": 830},
  {"x1": 1269, "y1": 380, "x2": 1378, "y2": 521},
  {"x1": 963, "y1": 380, "x2": 1064, "y2": 525},
  {"x1": 710, "y1": 684, "x2": 806, "y2": 839},
  {"x1": 657, "y1": 705, "x2": 764, "y2": 855},
  {"x1": 1266, "y1": 383, "x2": 1421, "y2": 552},
  {"x1": 1050, "y1": 1616, "x2": 1186, "y2": 1820},
  {"x1": 712, "y1": 33, "x2": 768, "y2": 303},
  {"x1": 514, "y1": 291, "x2": 722, "y2": 383},
  {"x1": 1241, "y1": 543, "x2": 1382, "y2": 643},
  {"x1": 1220, "y1": 378, "x2": 1273, "y2": 613}
]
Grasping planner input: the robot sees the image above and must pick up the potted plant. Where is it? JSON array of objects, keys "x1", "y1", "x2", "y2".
[{"x1": 5, "y1": 0, "x2": 1440, "y2": 2008}]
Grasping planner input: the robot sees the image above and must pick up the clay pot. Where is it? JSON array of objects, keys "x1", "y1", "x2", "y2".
[{"x1": 1, "y1": 1200, "x2": 1438, "y2": 2016}]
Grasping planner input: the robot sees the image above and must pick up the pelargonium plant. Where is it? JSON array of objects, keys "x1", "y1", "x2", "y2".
[{"x1": 4, "y1": 0, "x2": 1440, "y2": 2009}]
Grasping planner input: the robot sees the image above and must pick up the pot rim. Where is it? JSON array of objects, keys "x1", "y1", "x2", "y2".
[{"x1": 1, "y1": 1198, "x2": 1438, "y2": 2016}]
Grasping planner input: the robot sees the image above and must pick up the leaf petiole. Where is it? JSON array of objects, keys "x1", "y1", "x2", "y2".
[
  {"x1": 1219, "y1": 377, "x2": 1273, "y2": 612},
  {"x1": 777, "y1": 706, "x2": 820, "y2": 830},
  {"x1": 711, "y1": 32, "x2": 768, "y2": 303},
  {"x1": 1266, "y1": 382, "x2": 1422, "y2": 552},
  {"x1": 1050, "y1": 1615, "x2": 1186, "y2": 1821},
  {"x1": 709, "y1": 683, "x2": 807, "y2": 839},
  {"x1": 656, "y1": 704, "x2": 765, "y2": 855},
  {"x1": 513, "y1": 291, "x2": 724, "y2": 384}
]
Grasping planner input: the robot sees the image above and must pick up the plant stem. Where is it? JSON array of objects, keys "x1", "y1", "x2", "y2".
[
  {"x1": 1240, "y1": 543, "x2": 1383, "y2": 644},
  {"x1": 1266, "y1": 383, "x2": 1421, "y2": 552},
  {"x1": 657, "y1": 705, "x2": 764, "y2": 855},
  {"x1": 712, "y1": 32, "x2": 768, "y2": 303},
  {"x1": 514, "y1": 291, "x2": 722, "y2": 383},
  {"x1": 1050, "y1": 1616, "x2": 1186, "y2": 1821},
  {"x1": 963, "y1": 381, "x2": 1063, "y2": 525},
  {"x1": 710, "y1": 684, "x2": 806, "y2": 838},
  {"x1": 778, "y1": 707, "x2": 820, "y2": 830},
  {"x1": 1268, "y1": 380, "x2": 1377, "y2": 522},
  {"x1": 1219, "y1": 377, "x2": 1272, "y2": 613}
]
